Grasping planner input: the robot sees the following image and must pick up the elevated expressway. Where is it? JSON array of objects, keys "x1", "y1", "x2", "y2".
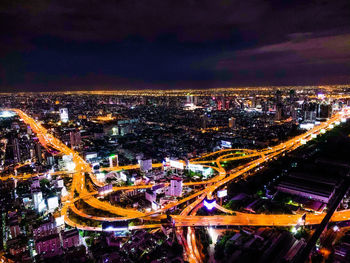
[{"x1": 4, "y1": 108, "x2": 350, "y2": 262}]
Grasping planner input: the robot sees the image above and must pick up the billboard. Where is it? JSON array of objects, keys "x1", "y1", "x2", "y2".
[{"x1": 217, "y1": 189, "x2": 227, "y2": 198}]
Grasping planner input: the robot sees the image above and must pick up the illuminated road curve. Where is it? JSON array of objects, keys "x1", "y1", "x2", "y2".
[
  {"x1": 172, "y1": 208, "x2": 350, "y2": 227},
  {"x1": 8, "y1": 108, "x2": 350, "y2": 230},
  {"x1": 7, "y1": 107, "x2": 350, "y2": 263},
  {"x1": 9, "y1": 108, "x2": 229, "y2": 224}
]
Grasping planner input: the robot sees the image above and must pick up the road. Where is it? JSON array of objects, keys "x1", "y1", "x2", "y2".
[{"x1": 5, "y1": 107, "x2": 350, "y2": 262}]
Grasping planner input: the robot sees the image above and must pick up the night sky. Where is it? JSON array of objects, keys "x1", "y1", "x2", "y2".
[{"x1": 1, "y1": 0, "x2": 350, "y2": 92}]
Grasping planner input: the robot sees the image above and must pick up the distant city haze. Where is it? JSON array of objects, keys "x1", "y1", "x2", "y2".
[{"x1": 0, "y1": 0, "x2": 350, "y2": 92}]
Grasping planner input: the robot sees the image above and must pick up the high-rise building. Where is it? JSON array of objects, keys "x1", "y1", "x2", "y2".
[
  {"x1": 167, "y1": 176, "x2": 183, "y2": 197},
  {"x1": 27, "y1": 126, "x2": 32, "y2": 135},
  {"x1": 59, "y1": 108, "x2": 69, "y2": 123},
  {"x1": 217, "y1": 99, "x2": 222, "y2": 110},
  {"x1": 140, "y1": 158, "x2": 152, "y2": 172},
  {"x1": 35, "y1": 233, "x2": 61, "y2": 257},
  {"x1": 47, "y1": 156, "x2": 55, "y2": 166},
  {"x1": 186, "y1": 95, "x2": 194, "y2": 104},
  {"x1": 275, "y1": 90, "x2": 282, "y2": 104},
  {"x1": 35, "y1": 142, "x2": 42, "y2": 163},
  {"x1": 290, "y1": 106, "x2": 297, "y2": 122},
  {"x1": 304, "y1": 111, "x2": 316, "y2": 122},
  {"x1": 302, "y1": 102, "x2": 316, "y2": 123},
  {"x1": 240, "y1": 101, "x2": 244, "y2": 110},
  {"x1": 252, "y1": 95, "x2": 257, "y2": 108},
  {"x1": 109, "y1": 155, "x2": 119, "y2": 168},
  {"x1": 145, "y1": 189, "x2": 157, "y2": 203},
  {"x1": 69, "y1": 131, "x2": 81, "y2": 149},
  {"x1": 32, "y1": 190, "x2": 43, "y2": 211},
  {"x1": 62, "y1": 229, "x2": 80, "y2": 250},
  {"x1": 316, "y1": 102, "x2": 332, "y2": 121},
  {"x1": 201, "y1": 114, "x2": 208, "y2": 129},
  {"x1": 261, "y1": 100, "x2": 268, "y2": 113},
  {"x1": 289, "y1": 90, "x2": 295, "y2": 102},
  {"x1": 12, "y1": 138, "x2": 21, "y2": 163},
  {"x1": 275, "y1": 106, "x2": 283, "y2": 121},
  {"x1": 224, "y1": 98, "x2": 230, "y2": 110},
  {"x1": 228, "y1": 117, "x2": 235, "y2": 129},
  {"x1": 9, "y1": 223, "x2": 21, "y2": 239},
  {"x1": 275, "y1": 90, "x2": 283, "y2": 121}
]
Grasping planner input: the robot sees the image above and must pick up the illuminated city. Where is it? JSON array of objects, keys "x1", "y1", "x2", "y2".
[
  {"x1": 1, "y1": 88, "x2": 350, "y2": 262},
  {"x1": 1, "y1": 1, "x2": 350, "y2": 263}
]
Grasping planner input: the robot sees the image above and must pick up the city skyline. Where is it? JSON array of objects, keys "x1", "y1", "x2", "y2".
[
  {"x1": 1, "y1": 90, "x2": 350, "y2": 262},
  {"x1": 1, "y1": 0, "x2": 350, "y2": 92}
]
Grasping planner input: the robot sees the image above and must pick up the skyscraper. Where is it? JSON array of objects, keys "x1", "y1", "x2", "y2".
[
  {"x1": 316, "y1": 102, "x2": 332, "y2": 121},
  {"x1": 69, "y1": 131, "x2": 81, "y2": 149},
  {"x1": 12, "y1": 138, "x2": 21, "y2": 163},
  {"x1": 35, "y1": 142, "x2": 42, "y2": 163},
  {"x1": 275, "y1": 90, "x2": 283, "y2": 121},
  {"x1": 167, "y1": 176, "x2": 183, "y2": 197},
  {"x1": 228, "y1": 117, "x2": 235, "y2": 129},
  {"x1": 59, "y1": 108, "x2": 69, "y2": 123}
]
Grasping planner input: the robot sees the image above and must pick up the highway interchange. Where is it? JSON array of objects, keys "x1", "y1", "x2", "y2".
[{"x1": 3, "y1": 107, "x2": 350, "y2": 262}]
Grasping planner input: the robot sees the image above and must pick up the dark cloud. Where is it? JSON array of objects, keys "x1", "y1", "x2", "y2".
[
  {"x1": 0, "y1": 0, "x2": 267, "y2": 44},
  {"x1": 0, "y1": 0, "x2": 349, "y2": 91}
]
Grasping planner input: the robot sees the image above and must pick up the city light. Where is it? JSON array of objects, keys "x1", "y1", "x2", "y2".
[
  {"x1": 169, "y1": 160, "x2": 184, "y2": 169},
  {"x1": 66, "y1": 161, "x2": 76, "y2": 172},
  {"x1": 291, "y1": 227, "x2": 298, "y2": 234},
  {"x1": 203, "y1": 199, "x2": 216, "y2": 210},
  {"x1": 105, "y1": 226, "x2": 127, "y2": 232},
  {"x1": 217, "y1": 189, "x2": 227, "y2": 198},
  {"x1": 2, "y1": 94, "x2": 350, "y2": 263},
  {"x1": 0, "y1": 110, "x2": 15, "y2": 118}
]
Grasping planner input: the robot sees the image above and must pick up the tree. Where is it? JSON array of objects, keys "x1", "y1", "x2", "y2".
[{"x1": 40, "y1": 178, "x2": 50, "y2": 191}]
